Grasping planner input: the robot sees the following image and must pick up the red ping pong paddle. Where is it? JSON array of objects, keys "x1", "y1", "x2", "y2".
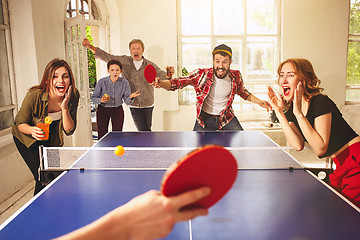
[
  {"x1": 161, "y1": 145, "x2": 238, "y2": 209},
  {"x1": 144, "y1": 64, "x2": 157, "y2": 83}
]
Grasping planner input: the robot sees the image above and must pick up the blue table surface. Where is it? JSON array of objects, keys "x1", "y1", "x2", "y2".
[
  {"x1": 1, "y1": 131, "x2": 360, "y2": 240},
  {"x1": 1, "y1": 169, "x2": 360, "y2": 240}
]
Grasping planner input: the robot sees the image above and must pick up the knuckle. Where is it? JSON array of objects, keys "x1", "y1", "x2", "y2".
[{"x1": 163, "y1": 199, "x2": 175, "y2": 212}]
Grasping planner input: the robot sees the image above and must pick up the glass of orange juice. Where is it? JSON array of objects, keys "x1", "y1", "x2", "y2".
[
  {"x1": 36, "y1": 118, "x2": 50, "y2": 141},
  {"x1": 166, "y1": 66, "x2": 174, "y2": 79},
  {"x1": 103, "y1": 93, "x2": 110, "y2": 102}
]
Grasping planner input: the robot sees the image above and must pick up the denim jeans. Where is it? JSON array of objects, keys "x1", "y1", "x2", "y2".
[
  {"x1": 130, "y1": 106, "x2": 153, "y2": 131},
  {"x1": 193, "y1": 114, "x2": 244, "y2": 131}
]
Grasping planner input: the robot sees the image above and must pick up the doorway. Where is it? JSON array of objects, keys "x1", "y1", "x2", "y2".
[{"x1": 65, "y1": 0, "x2": 107, "y2": 144}]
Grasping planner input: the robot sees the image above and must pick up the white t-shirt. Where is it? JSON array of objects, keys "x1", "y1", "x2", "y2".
[
  {"x1": 202, "y1": 75, "x2": 231, "y2": 115},
  {"x1": 133, "y1": 59, "x2": 144, "y2": 71},
  {"x1": 48, "y1": 111, "x2": 62, "y2": 121}
]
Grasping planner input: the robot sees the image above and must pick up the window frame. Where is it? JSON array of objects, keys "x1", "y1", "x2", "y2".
[
  {"x1": 346, "y1": 0, "x2": 360, "y2": 105},
  {"x1": 0, "y1": 0, "x2": 17, "y2": 144},
  {"x1": 176, "y1": 0, "x2": 281, "y2": 120},
  {"x1": 66, "y1": 0, "x2": 101, "y2": 20}
]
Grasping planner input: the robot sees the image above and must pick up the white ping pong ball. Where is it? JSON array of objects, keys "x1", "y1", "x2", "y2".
[{"x1": 318, "y1": 171, "x2": 326, "y2": 180}]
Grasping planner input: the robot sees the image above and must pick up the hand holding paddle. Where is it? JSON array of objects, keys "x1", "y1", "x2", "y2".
[
  {"x1": 57, "y1": 188, "x2": 210, "y2": 240},
  {"x1": 144, "y1": 64, "x2": 157, "y2": 84},
  {"x1": 152, "y1": 77, "x2": 161, "y2": 88},
  {"x1": 161, "y1": 145, "x2": 238, "y2": 209}
]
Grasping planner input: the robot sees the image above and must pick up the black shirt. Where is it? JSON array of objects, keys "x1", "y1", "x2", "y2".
[{"x1": 285, "y1": 94, "x2": 358, "y2": 158}]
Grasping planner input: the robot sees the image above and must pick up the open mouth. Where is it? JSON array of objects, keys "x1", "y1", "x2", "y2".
[
  {"x1": 214, "y1": 67, "x2": 229, "y2": 79},
  {"x1": 216, "y1": 68, "x2": 225, "y2": 75},
  {"x1": 56, "y1": 85, "x2": 66, "y2": 93},
  {"x1": 282, "y1": 86, "x2": 291, "y2": 96}
]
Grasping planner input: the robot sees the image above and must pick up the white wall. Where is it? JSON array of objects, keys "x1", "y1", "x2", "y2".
[
  {"x1": 282, "y1": 0, "x2": 349, "y2": 106},
  {"x1": 10, "y1": 0, "x2": 66, "y2": 105},
  {"x1": 115, "y1": 0, "x2": 179, "y2": 131},
  {"x1": 31, "y1": 0, "x2": 67, "y2": 77},
  {"x1": 282, "y1": 0, "x2": 360, "y2": 134},
  {"x1": 9, "y1": 0, "x2": 39, "y2": 105}
]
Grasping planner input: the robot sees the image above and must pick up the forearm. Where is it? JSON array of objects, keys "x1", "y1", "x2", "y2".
[
  {"x1": 295, "y1": 114, "x2": 327, "y2": 156},
  {"x1": 53, "y1": 221, "x2": 108, "y2": 240},
  {"x1": 84, "y1": 44, "x2": 96, "y2": 54},
  {"x1": 158, "y1": 79, "x2": 172, "y2": 91},
  {"x1": 62, "y1": 109, "x2": 75, "y2": 132},
  {"x1": 124, "y1": 96, "x2": 134, "y2": 105},
  {"x1": 276, "y1": 111, "x2": 305, "y2": 151},
  {"x1": 125, "y1": 88, "x2": 136, "y2": 105},
  {"x1": 18, "y1": 123, "x2": 34, "y2": 135},
  {"x1": 93, "y1": 47, "x2": 118, "y2": 63},
  {"x1": 246, "y1": 94, "x2": 261, "y2": 104},
  {"x1": 91, "y1": 87, "x2": 102, "y2": 105},
  {"x1": 55, "y1": 188, "x2": 210, "y2": 240},
  {"x1": 247, "y1": 94, "x2": 271, "y2": 110},
  {"x1": 54, "y1": 209, "x2": 129, "y2": 240},
  {"x1": 91, "y1": 96, "x2": 101, "y2": 105}
]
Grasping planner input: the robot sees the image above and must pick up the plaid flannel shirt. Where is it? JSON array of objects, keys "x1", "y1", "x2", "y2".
[{"x1": 169, "y1": 68, "x2": 251, "y2": 129}]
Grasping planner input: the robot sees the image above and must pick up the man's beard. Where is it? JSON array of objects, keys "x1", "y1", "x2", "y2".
[{"x1": 213, "y1": 67, "x2": 229, "y2": 79}]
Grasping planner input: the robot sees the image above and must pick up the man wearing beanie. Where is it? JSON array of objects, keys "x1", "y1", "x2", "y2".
[{"x1": 153, "y1": 44, "x2": 271, "y2": 131}]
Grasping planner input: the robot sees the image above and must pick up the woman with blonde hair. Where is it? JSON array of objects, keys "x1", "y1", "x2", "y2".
[{"x1": 268, "y1": 58, "x2": 360, "y2": 207}]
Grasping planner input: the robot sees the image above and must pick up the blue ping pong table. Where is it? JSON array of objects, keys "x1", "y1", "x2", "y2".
[{"x1": 1, "y1": 131, "x2": 360, "y2": 240}]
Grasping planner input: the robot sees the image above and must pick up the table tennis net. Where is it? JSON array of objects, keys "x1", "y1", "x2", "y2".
[{"x1": 41, "y1": 147, "x2": 303, "y2": 170}]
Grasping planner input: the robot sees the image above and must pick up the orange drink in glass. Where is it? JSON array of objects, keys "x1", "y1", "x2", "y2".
[
  {"x1": 36, "y1": 116, "x2": 52, "y2": 141},
  {"x1": 166, "y1": 66, "x2": 174, "y2": 78},
  {"x1": 37, "y1": 122, "x2": 49, "y2": 140}
]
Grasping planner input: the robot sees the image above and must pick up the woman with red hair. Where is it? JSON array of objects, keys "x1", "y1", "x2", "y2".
[{"x1": 268, "y1": 58, "x2": 360, "y2": 207}]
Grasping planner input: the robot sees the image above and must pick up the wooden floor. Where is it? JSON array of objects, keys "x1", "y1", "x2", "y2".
[{"x1": 0, "y1": 181, "x2": 34, "y2": 226}]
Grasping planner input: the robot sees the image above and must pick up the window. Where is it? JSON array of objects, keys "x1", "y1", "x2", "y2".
[
  {"x1": 0, "y1": 0, "x2": 16, "y2": 136},
  {"x1": 178, "y1": 0, "x2": 280, "y2": 120},
  {"x1": 66, "y1": 0, "x2": 102, "y2": 89},
  {"x1": 66, "y1": 0, "x2": 101, "y2": 20},
  {"x1": 347, "y1": 0, "x2": 360, "y2": 104}
]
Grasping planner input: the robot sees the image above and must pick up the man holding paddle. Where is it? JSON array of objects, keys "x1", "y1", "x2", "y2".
[
  {"x1": 83, "y1": 38, "x2": 171, "y2": 131},
  {"x1": 153, "y1": 44, "x2": 271, "y2": 131}
]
